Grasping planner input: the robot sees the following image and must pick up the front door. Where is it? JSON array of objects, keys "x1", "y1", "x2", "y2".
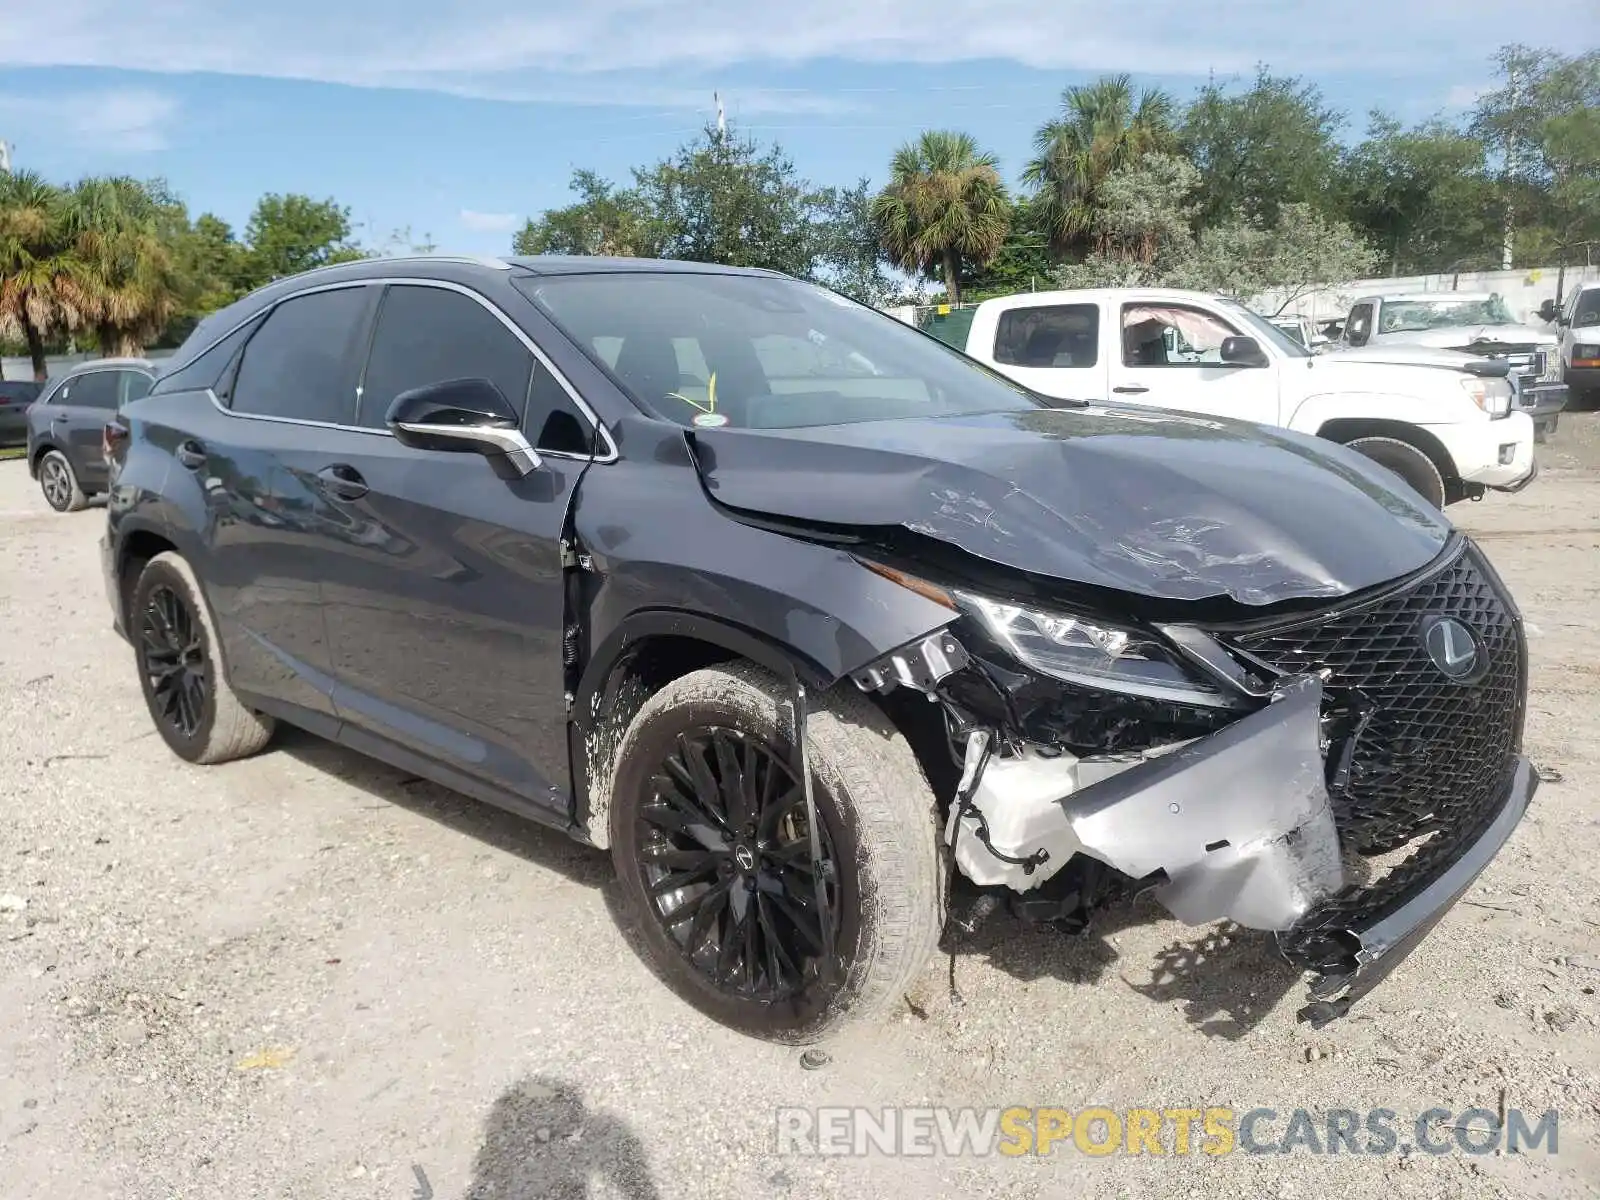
[
  {"x1": 1108, "y1": 301, "x2": 1280, "y2": 425},
  {"x1": 318, "y1": 282, "x2": 599, "y2": 808}
]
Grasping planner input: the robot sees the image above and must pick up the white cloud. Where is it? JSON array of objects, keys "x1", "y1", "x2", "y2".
[
  {"x1": 0, "y1": 87, "x2": 178, "y2": 153},
  {"x1": 459, "y1": 208, "x2": 520, "y2": 233},
  {"x1": 1444, "y1": 83, "x2": 1491, "y2": 109},
  {"x1": 3, "y1": 0, "x2": 1591, "y2": 108}
]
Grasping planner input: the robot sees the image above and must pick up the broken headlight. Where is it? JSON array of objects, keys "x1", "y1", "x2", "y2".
[{"x1": 953, "y1": 591, "x2": 1235, "y2": 708}]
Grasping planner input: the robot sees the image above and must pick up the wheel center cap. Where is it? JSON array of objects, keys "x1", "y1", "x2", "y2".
[{"x1": 733, "y1": 845, "x2": 756, "y2": 872}]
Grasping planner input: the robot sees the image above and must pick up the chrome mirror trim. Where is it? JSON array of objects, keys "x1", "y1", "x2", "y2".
[{"x1": 393, "y1": 421, "x2": 542, "y2": 476}]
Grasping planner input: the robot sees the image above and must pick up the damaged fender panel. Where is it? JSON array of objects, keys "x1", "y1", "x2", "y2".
[{"x1": 956, "y1": 676, "x2": 1344, "y2": 931}]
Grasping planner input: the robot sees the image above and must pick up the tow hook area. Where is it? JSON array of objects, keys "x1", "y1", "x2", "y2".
[{"x1": 949, "y1": 676, "x2": 1345, "y2": 934}]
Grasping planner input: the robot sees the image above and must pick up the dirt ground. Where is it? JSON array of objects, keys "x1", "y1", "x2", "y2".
[{"x1": 2, "y1": 417, "x2": 1598, "y2": 1200}]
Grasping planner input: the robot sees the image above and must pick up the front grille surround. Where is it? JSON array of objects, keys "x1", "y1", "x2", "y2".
[{"x1": 1221, "y1": 538, "x2": 1526, "y2": 967}]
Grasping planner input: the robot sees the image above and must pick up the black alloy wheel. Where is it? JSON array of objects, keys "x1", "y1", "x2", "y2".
[
  {"x1": 139, "y1": 583, "x2": 209, "y2": 739},
  {"x1": 635, "y1": 727, "x2": 840, "y2": 1003}
]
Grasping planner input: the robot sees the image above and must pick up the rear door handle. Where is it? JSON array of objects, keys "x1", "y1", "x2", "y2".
[
  {"x1": 1112, "y1": 385, "x2": 1150, "y2": 395},
  {"x1": 315, "y1": 463, "x2": 369, "y2": 501},
  {"x1": 176, "y1": 440, "x2": 206, "y2": 470}
]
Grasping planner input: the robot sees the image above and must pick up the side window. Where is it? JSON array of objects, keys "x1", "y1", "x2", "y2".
[
  {"x1": 995, "y1": 305, "x2": 1101, "y2": 368},
  {"x1": 116, "y1": 371, "x2": 153, "y2": 407},
  {"x1": 34, "y1": 378, "x2": 69, "y2": 407},
  {"x1": 151, "y1": 315, "x2": 265, "y2": 398},
  {"x1": 1121, "y1": 304, "x2": 1238, "y2": 367},
  {"x1": 526, "y1": 368, "x2": 594, "y2": 457},
  {"x1": 231, "y1": 287, "x2": 371, "y2": 423},
  {"x1": 1346, "y1": 303, "x2": 1374, "y2": 346},
  {"x1": 66, "y1": 371, "x2": 120, "y2": 410},
  {"x1": 1576, "y1": 288, "x2": 1600, "y2": 328},
  {"x1": 358, "y1": 285, "x2": 534, "y2": 428}
]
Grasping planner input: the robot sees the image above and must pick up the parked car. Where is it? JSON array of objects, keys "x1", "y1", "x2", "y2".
[
  {"x1": 0, "y1": 379, "x2": 43, "y2": 447},
  {"x1": 1267, "y1": 313, "x2": 1330, "y2": 351},
  {"x1": 102, "y1": 256, "x2": 1535, "y2": 1042},
  {"x1": 26, "y1": 358, "x2": 157, "y2": 511},
  {"x1": 1341, "y1": 292, "x2": 1568, "y2": 437},
  {"x1": 1547, "y1": 282, "x2": 1600, "y2": 410},
  {"x1": 941, "y1": 287, "x2": 1536, "y2": 510}
]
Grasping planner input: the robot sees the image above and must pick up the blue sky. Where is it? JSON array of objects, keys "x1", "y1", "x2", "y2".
[{"x1": 1, "y1": 1, "x2": 1591, "y2": 256}]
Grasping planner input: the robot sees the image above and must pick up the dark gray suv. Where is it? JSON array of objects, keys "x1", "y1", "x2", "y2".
[
  {"x1": 101, "y1": 255, "x2": 1535, "y2": 1042},
  {"x1": 27, "y1": 358, "x2": 157, "y2": 511}
]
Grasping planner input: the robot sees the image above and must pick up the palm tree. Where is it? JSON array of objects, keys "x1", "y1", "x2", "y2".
[
  {"x1": 1022, "y1": 75, "x2": 1177, "y2": 258},
  {"x1": 68, "y1": 177, "x2": 184, "y2": 358},
  {"x1": 0, "y1": 171, "x2": 92, "y2": 380},
  {"x1": 871, "y1": 131, "x2": 1010, "y2": 305}
]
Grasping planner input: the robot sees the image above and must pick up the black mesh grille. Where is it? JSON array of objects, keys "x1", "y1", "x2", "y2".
[{"x1": 1227, "y1": 540, "x2": 1526, "y2": 966}]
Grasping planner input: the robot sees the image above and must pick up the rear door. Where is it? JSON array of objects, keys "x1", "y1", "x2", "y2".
[
  {"x1": 1108, "y1": 300, "x2": 1280, "y2": 425},
  {"x1": 180, "y1": 284, "x2": 379, "y2": 725},
  {"x1": 981, "y1": 301, "x2": 1106, "y2": 401},
  {"x1": 49, "y1": 369, "x2": 123, "y2": 486},
  {"x1": 318, "y1": 281, "x2": 598, "y2": 809}
]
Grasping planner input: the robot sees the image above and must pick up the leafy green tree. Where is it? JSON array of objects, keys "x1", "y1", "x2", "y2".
[
  {"x1": 635, "y1": 126, "x2": 817, "y2": 275},
  {"x1": 513, "y1": 169, "x2": 658, "y2": 258},
  {"x1": 808, "y1": 179, "x2": 895, "y2": 305},
  {"x1": 958, "y1": 195, "x2": 1053, "y2": 301},
  {"x1": 871, "y1": 130, "x2": 1010, "y2": 304},
  {"x1": 1182, "y1": 69, "x2": 1344, "y2": 228},
  {"x1": 1340, "y1": 115, "x2": 1498, "y2": 274},
  {"x1": 1054, "y1": 155, "x2": 1377, "y2": 308},
  {"x1": 1054, "y1": 154, "x2": 1200, "y2": 287},
  {"x1": 1022, "y1": 75, "x2": 1177, "y2": 259},
  {"x1": 67, "y1": 176, "x2": 185, "y2": 357},
  {"x1": 0, "y1": 170, "x2": 91, "y2": 379},
  {"x1": 239, "y1": 193, "x2": 364, "y2": 289}
]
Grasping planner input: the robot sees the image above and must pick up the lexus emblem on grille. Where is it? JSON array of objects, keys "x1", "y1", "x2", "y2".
[{"x1": 1421, "y1": 616, "x2": 1487, "y2": 683}]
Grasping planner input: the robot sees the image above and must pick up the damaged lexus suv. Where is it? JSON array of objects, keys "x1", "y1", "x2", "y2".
[{"x1": 101, "y1": 256, "x2": 1536, "y2": 1042}]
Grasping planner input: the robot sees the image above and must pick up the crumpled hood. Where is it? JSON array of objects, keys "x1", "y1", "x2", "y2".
[
  {"x1": 1384, "y1": 324, "x2": 1557, "y2": 351},
  {"x1": 688, "y1": 406, "x2": 1452, "y2": 607}
]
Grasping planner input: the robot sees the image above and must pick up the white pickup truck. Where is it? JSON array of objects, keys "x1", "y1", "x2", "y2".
[{"x1": 938, "y1": 287, "x2": 1537, "y2": 509}]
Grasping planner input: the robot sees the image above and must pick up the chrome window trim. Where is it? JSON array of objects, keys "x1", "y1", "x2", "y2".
[{"x1": 187, "y1": 277, "x2": 618, "y2": 464}]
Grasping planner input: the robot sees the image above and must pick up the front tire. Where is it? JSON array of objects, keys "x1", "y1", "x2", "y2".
[
  {"x1": 609, "y1": 663, "x2": 943, "y2": 1043},
  {"x1": 132, "y1": 552, "x2": 275, "y2": 764},
  {"x1": 1344, "y1": 435, "x2": 1448, "y2": 509},
  {"x1": 38, "y1": 450, "x2": 86, "y2": 513}
]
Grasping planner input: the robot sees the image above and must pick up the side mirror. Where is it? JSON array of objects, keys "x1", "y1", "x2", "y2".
[
  {"x1": 1537, "y1": 299, "x2": 1559, "y2": 323},
  {"x1": 1220, "y1": 335, "x2": 1269, "y2": 367},
  {"x1": 386, "y1": 378, "x2": 540, "y2": 476}
]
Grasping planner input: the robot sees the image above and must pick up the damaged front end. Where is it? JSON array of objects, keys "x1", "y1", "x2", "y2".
[{"x1": 849, "y1": 537, "x2": 1535, "y2": 1024}]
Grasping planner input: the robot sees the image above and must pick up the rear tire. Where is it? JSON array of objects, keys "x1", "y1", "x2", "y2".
[
  {"x1": 1344, "y1": 435, "x2": 1448, "y2": 509},
  {"x1": 609, "y1": 663, "x2": 943, "y2": 1043},
  {"x1": 38, "y1": 450, "x2": 86, "y2": 513},
  {"x1": 132, "y1": 552, "x2": 275, "y2": 765}
]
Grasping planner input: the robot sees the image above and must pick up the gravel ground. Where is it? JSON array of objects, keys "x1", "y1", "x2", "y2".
[{"x1": 2, "y1": 419, "x2": 1599, "y2": 1200}]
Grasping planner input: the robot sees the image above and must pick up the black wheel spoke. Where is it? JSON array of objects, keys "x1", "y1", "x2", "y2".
[
  {"x1": 635, "y1": 722, "x2": 839, "y2": 1005},
  {"x1": 139, "y1": 584, "x2": 210, "y2": 740}
]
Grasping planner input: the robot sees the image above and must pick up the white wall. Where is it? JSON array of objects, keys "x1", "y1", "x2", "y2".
[
  {"x1": 1, "y1": 349, "x2": 174, "y2": 382},
  {"x1": 1255, "y1": 264, "x2": 1600, "y2": 327}
]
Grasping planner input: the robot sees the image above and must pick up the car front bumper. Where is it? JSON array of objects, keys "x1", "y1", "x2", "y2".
[
  {"x1": 1426, "y1": 411, "x2": 1536, "y2": 490},
  {"x1": 950, "y1": 673, "x2": 1532, "y2": 1020},
  {"x1": 1293, "y1": 755, "x2": 1536, "y2": 1024}
]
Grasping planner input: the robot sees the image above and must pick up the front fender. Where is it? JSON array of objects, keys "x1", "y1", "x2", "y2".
[{"x1": 1285, "y1": 389, "x2": 1479, "y2": 435}]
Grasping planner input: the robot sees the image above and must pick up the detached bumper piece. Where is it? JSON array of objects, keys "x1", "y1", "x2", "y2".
[{"x1": 1283, "y1": 758, "x2": 1536, "y2": 1027}]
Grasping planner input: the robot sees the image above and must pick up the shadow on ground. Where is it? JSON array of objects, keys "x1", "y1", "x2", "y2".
[{"x1": 465, "y1": 1074, "x2": 662, "y2": 1199}]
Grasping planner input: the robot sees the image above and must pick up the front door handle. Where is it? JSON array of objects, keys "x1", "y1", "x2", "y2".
[
  {"x1": 315, "y1": 463, "x2": 369, "y2": 501},
  {"x1": 176, "y1": 440, "x2": 206, "y2": 469},
  {"x1": 1112, "y1": 384, "x2": 1150, "y2": 395}
]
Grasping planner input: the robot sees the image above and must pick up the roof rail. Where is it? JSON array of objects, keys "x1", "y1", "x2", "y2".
[{"x1": 281, "y1": 253, "x2": 514, "y2": 282}]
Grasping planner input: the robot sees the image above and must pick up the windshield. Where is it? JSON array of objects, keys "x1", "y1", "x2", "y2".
[
  {"x1": 1216, "y1": 300, "x2": 1312, "y2": 359},
  {"x1": 515, "y1": 272, "x2": 1045, "y2": 430},
  {"x1": 1379, "y1": 295, "x2": 1516, "y2": 333}
]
